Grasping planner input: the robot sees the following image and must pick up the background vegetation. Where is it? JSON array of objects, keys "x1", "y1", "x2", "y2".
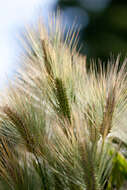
[{"x1": 57, "y1": 0, "x2": 127, "y2": 62}]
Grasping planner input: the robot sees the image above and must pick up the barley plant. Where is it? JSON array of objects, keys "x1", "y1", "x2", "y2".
[{"x1": 0, "y1": 14, "x2": 127, "y2": 190}]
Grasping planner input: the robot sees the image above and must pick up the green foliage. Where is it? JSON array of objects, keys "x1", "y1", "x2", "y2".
[{"x1": 107, "y1": 151, "x2": 127, "y2": 190}]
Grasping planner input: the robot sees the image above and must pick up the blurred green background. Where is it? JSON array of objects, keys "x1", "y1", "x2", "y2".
[{"x1": 56, "y1": 0, "x2": 127, "y2": 62}]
